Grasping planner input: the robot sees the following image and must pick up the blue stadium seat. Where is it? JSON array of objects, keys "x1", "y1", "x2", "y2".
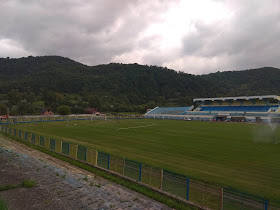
[{"x1": 182, "y1": 111, "x2": 214, "y2": 116}]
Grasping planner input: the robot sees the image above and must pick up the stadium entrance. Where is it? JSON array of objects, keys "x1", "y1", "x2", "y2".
[
  {"x1": 215, "y1": 115, "x2": 227, "y2": 122},
  {"x1": 231, "y1": 117, "x2": 246, "y2": 122}
]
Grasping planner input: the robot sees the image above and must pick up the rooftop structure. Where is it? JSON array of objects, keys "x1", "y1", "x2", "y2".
[{"x1": 193, "y1": 95, "x2": 280, "y2": 102}]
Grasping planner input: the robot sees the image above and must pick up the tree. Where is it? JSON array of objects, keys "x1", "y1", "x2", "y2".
[
  {"x1": 87, "y1": 95, "x2": 101, "y2": 110},
  {"x1": 71, "y1": 105, "x2": 84, "y2": 114},
  {"x1": 57, "y1": 105, "x2": 71, "y2": 115},
  {"x1": 43, "y1": 91, "x2": 64, "y2": 111},
  {"x1": 0, "y1": 103, "x2": 7, "y2": 115},
  {"x1": 7, "y1": 89, "x2": 22, "y2": 106},
  {"x1": 17, "y1": 100, "x2": 32, "y2": 115}
]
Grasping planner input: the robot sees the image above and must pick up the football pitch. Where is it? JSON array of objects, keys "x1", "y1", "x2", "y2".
[{"x1": 9, "y1": 119, "x2": 280, "y2": 201}]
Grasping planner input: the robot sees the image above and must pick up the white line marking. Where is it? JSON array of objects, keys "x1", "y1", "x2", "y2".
[{"x1": 116, "y1": 124, "x2": 156, "y2": 130}]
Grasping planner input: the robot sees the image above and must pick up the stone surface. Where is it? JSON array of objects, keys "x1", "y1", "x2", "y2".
[{"x1": 0, "y1": 136, "x2": 172, "y2": 210}]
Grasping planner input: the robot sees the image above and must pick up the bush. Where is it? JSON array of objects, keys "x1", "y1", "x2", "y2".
[
  {"x1": 21, "y1": 180, "x2": 37, "y2": 188},
  {"x1": 57, "y1": 105, "x2": 71, "y2": 115}
]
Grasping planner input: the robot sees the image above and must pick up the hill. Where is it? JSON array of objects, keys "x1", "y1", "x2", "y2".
[
  {"x1": 0, "y1": 56, "x2": 279, "y2": 115},
  {"x1": 201, "y1": 67, "x2": 280, "y2": 96}
]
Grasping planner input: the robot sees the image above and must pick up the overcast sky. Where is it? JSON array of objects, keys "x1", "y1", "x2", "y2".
[{"x1": 0, "y1": 0, "x2": 279, "y2": 74}]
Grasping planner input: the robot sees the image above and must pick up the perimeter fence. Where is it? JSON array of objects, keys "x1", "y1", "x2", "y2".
[
  {"x1": 0, "y1": 115, "x2": 143, "y2": 125},
  {"x1": 222, "y1": 187, "x2": 273, "y2": 210},
  {"x1": 0, "y1": 118, "x2": 279, "y2": 210}
]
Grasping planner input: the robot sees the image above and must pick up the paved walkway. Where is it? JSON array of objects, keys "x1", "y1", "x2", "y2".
[{"x1": 0, "y1": 136, "x2": 172, "y2": 210}]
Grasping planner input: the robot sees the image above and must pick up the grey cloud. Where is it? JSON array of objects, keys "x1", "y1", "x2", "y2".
[
  {"x1": 0, "y1": 0, "x2": 279, "y2": 74},
  {"x1": 0, "y1": 0, "x2": 171, "y2": 64},
  {"x1": 181, "y1": 1, "x2": 280, "y2": 73}
]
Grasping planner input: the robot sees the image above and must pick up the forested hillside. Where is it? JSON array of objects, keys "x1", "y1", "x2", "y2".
[
  {"x1": 200, "y1": 68, "x2": 280, "y2": 96},
  {"x1": 0, "y1": 56, "x2": 279, "y2": 115}
]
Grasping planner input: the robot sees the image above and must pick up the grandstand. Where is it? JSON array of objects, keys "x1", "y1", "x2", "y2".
[
  {"x1": 145, "y1": 95, "x2": 280, "y2": 123},
  {"x1": 199, "y1": 105, "x2": 279, "y2": 112}
]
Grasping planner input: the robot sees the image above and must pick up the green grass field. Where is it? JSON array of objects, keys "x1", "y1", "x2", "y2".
[{"x1": 9, "y1": 119, "x2": 280, "y2": 202}]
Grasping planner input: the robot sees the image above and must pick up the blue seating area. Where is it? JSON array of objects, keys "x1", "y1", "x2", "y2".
[
  {"x1": 200, "y1": 105, "x2": 279, "y2": 112},
  {"x1": 144, "y1": 95, "x2": 280, "y2": 122},
  {"x1": 182, "y1": 111, "x2": 215, "y2": 116},
  {"x1": 146, "y1": 107, "x2": 192, "y2": 115}
]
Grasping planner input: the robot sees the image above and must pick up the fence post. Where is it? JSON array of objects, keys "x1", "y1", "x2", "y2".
[
  {"x1": 108, "y1": 154, "x2": 110, "y2": 170},
  {"x1": 220, "y1": 187, "x2": 224, "y2": 210},
  {"x1": 123, "y1": 157, "x2": 125, "y2": 175},
  {"x1": 186, "y1": 177, "x2": 189, "y2": 201},
  {"x1": 67, "y1": 143, "x2": 70, "y2": 155},
  {"x1": 60, "y1": 141, "x2": 62, "y2": 153},
  {"x1": 139, "y1": 163, "x2": 142, "y2": 182},
  {"x1": 95, "y1": 150, "x2": 98, "y2": 165},
  {"x1": 160, "y1": 169, "x2": 163, "y2": 190},
  {"x1": 75, "y1": 145, "x2": 78, "y2": 159},
  {"x1": 265, "y1": 199, "x2": 268, "y2": 210}
]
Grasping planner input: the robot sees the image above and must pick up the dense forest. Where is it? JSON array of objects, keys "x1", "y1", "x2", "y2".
[{"x1": 0, "y1": 56, "x2": 279, "y2": 115}]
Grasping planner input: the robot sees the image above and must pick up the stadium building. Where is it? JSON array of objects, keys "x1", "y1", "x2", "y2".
[{"x1": 145, "y1": 95, "x2": 280, "y2": 123}]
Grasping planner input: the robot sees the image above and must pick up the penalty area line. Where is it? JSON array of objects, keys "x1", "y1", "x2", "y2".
[{"x1": 116, "y1": 124, "x2": 156, "y2": 130}]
